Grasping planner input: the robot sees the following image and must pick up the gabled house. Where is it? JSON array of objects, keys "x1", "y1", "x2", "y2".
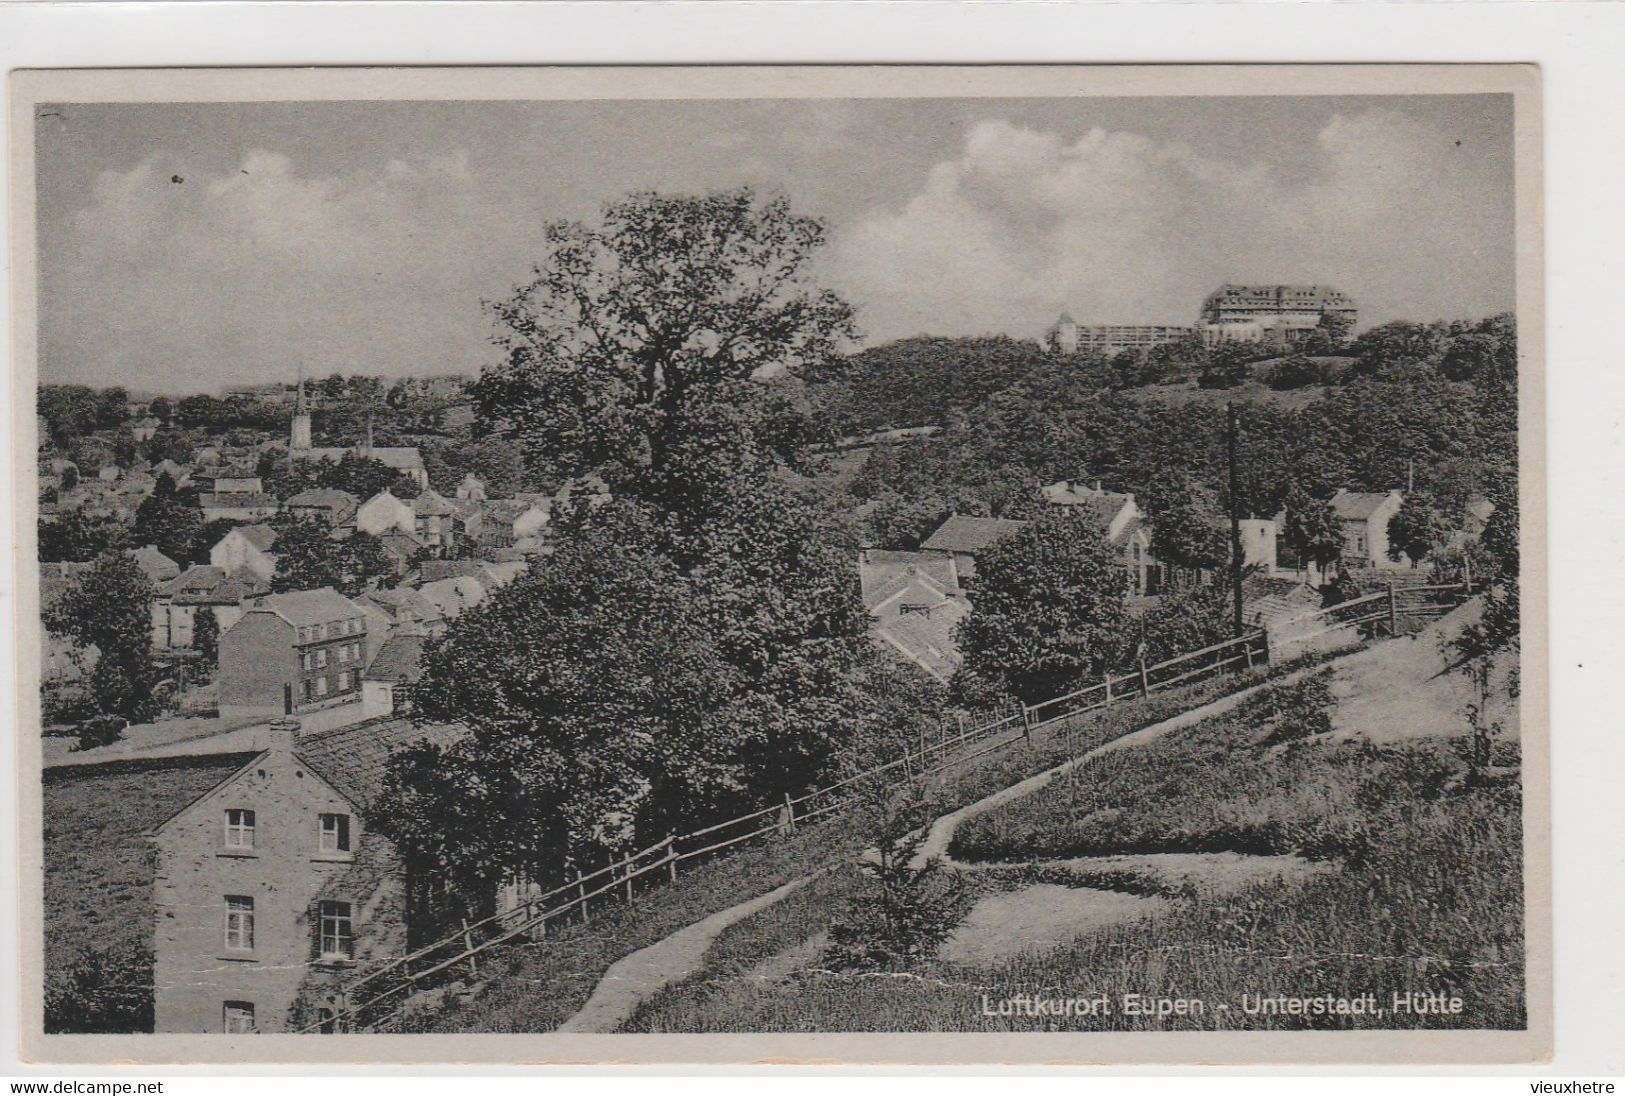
[
  {"x1": 857, "y1": 549, "x2": 969, "y2": 684},
  {"x1": 211, "y1": 524, "x2": 280, "y2": 583},
  {"x1": 150, "y1": 715, "x2": 464, "y2": 1033},
  {"x1": 1041, "y1": 480, "x2": 1162, "y2": 594},
  {"x1": 360, "y1": 633, "x2": 427, "y2": 718},
  {"x1": 920, "y1": 515, "x2": 1030, "y2": 580},
  {"x1": 129, "y1": 545, "x2": 182, "y2": 588},
  {"x1": 152, "y1": 566, "x2": 269, "y2": 650},
  {"x1": 407, "y1": 490, "x2": 458, "y2": 554},
  {"x1": 1329, "y1": 489, "x2": 1406, "y2": 571},
  {"x1": 477, "y1": 497, "x2": 550, "y2": 552},
  {"x1": 283, "y1": 488, "x2": 359, "y2": 529},
  {"x1": 354, "y1": 490, "x2": 416, "y2": 541},
  {"x1": 217, "y1": 588, "x2": 369, "y2": 720}
]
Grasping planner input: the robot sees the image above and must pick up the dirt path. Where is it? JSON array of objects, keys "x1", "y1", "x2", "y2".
[
  {"x1": 555, "y1": 876, "x2": 810, "y2": 1032},
  {"x1": 910, "y1": 657, "x2": 1347, "y2": 872},
  {"x1": 557, "y1": 646, "x2": 1376, "y2": 1031}
]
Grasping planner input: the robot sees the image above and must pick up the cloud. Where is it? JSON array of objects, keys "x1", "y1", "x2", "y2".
[
  {"x1": 47, "y1": 148, "x2": 516, "y2": 392},
  {"x1": 824, "y1": 111, "x2": 1514, "y2": 343}
]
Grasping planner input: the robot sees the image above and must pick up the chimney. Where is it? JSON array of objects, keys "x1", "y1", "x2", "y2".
[{"x1": 263, "y1": 717, "x2": 301, "y2": 753}]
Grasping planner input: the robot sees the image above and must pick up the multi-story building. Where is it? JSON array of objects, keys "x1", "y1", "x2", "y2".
[
  {"x1": 150, "y1": 715, "x2": 461, "y2": 1033},
  {"x1": 1329, "y1": 488, "x2": 1408, "y2": 571},
  {"x1": 1198, "y1": 284, "x2": 1357, "y2": 347},
  {"x1": 1049, "y1": 313, "x2": 1196, "y2": 356},
  {"x1": 217, "y1": 589, "x2": 369, "y2": 720}
]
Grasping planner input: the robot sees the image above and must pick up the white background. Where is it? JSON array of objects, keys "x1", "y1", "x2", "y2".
[{"x1": 0, "y1": 0, "x2": 1621, "y2": 1087}]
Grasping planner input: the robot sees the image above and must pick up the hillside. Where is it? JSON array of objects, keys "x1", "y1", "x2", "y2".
[{"x1": 612, "y1": 609, "x2": 1523, "y2": 1033}]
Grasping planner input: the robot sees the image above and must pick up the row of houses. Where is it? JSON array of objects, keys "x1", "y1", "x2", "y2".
[{"x1": 859, "y1": 481, "x2": 1447, "y2": 684}]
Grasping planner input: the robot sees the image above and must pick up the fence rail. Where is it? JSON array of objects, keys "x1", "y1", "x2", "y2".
[{"x1": 298, "y1": 579, "x2": 1474, "y2": 1034}]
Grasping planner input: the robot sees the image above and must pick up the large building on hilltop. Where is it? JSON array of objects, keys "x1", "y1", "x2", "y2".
[
  {"x1": 1048, "y1": 313, "x2": 1195, "y2": 356},
  {"x1": 1047, "y1": 284, "x2": 1358, "y2": 356},
  {"x1": 1198, "y1": 284, "x2": 1357, "y2": 346}
]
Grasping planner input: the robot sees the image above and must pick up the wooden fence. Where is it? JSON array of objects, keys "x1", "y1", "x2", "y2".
[{"x1": 298, "y1": 580, "x2": 1472, "y2": 1033}]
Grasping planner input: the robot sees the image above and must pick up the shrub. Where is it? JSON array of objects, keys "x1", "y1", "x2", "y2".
[
  {"x1": 75, "y1": 715, "x2": 125, "y2": 752},
  {"x1": 44, "y1": 941, "x2": 154, "y2": 1033}
]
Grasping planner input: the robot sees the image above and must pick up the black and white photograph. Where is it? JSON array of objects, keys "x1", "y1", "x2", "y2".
[{"x1": 9, "y1": 64, "x2": 1545, "y2": 1065}]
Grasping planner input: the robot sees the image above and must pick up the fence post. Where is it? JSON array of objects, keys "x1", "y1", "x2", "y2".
[
  {"x1": 1243, "y1": 634, "x2": 1255, "y2": 669},
  {"x1": 577, "y1": 870, "x2": 589, "y2": 924},
  {"x1": 1021, "y1": 704, "x2": 1034, "y2": 744},
  {"x1": 1387, "y1": 582, "x2": 1399, "y2": 636},
  {"x1": 783, "y1": 791, "x2": 797, "y2": 833},
  {"x1": 1138, "y1": 656, "x2": 1150, "y2": 697},
  {"x1": 461, "y1": 918, "x2": 478, "y2": 979},
  {"x1": 667, "y1": 835, "x2": 678, "y2": 884},
  {"x1": 1104, "y1": 674, "x2": 1113, "y2": 707},
  {"x1": 623, "y1": 852, "x2": 634, "y2": 904}
]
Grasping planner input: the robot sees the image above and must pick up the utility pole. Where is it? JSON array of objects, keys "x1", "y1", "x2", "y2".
[{"x1": 1227, "y1": 402, "x2": 1244, "y2": 637}]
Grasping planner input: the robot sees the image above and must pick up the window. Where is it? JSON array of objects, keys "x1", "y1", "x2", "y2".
[
  {"x1": 222, "y1": 1001, "x2": 255, "y2": 1034},
  {"x1": 303, "y1": 679, "x2": 314, "y2": 701},
  {"x1": 314, "y1": 676, "x2": 328, "y2": 698},
  {"x1": 225, "y1": 895, "x2": 255, "y2": 950},
  {"x1": 302, "y1": 652, "x2": 314, "y2": 671},
  {"x1": 318, "y1": 900, "x2": 354, "y2": 959},
  {"x1": 319, "y1": 813, "x2": 351, "y2": 853},
  {"x1": 335, "y1": 670, "x2": 350, "y2": 691},
  {"x1": 224, "y1": 809, "x2": 255, "y2": 849},
  {"x1": 315, "y1": 648, "x2": 328, "y2": 669}
]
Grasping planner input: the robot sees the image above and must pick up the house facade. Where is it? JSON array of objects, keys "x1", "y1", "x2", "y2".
[
  {"x1": 150, "y1": 716, "x2": 457, "y2": 1033},
  {"x1": 211, "y1": 525, "x2": 280, "y2": 583},
  {"x1": 217, "y1": 589, "x2": 369, "y2": 720},
  {"x1": 1040, "y1": 480, "x2": 1163, "y2": 595},
  {"x1": 152, "y1": 566, "x2": 267, "y2": 650},
  {"x1": 1329, "y1": 488, "x2": 1407, "y2": 571}
]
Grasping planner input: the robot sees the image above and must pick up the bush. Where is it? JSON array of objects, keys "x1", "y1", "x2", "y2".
[
  {"x1": 75, "y1": 715, "x2": 125, "y2": 752},
  {"x1": 44, "y1": 941, "x2": 154, "y2": 1033}
]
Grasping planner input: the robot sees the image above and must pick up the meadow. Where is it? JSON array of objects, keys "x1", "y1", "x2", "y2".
[{"x1": 621, "y1": 674, "x2": 1525, "y2": 1032}]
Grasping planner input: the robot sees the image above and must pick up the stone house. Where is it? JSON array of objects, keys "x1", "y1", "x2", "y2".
[
  {"x1": 1329, "y1": 489, "x2": 1407, "y2": 571},
  {"x1": 282, "y1": 488, "x2": 359, "y2": 530},
  {"x1": 211, "y1": 524, "x2": 280, "y2": 583},
  {"x1": 919, "y1": 515, "x2": 1030, "y2": 581},
  {"x1": 149, "y1": 716, "x2": 462, "y2": 1033},
  {"x1": 152, "y1": 566, "x2": 268, "y2": 650},
  {"x1": 217, "y1": 588, "x2": 369, "y2": 721}
]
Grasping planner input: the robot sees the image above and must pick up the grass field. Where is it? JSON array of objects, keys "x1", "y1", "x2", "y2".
[
  {"x1": 407, "y1": 656, "x2": 1323, "y2": 1033},
  {"x1": 621, "y1": 671, "x2": 1525, "y2": 1033}
]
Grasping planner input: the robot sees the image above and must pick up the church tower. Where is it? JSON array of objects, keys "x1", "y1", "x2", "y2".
[{"x1": 290, "y1": 368, "x2": 313, "y2": 451}]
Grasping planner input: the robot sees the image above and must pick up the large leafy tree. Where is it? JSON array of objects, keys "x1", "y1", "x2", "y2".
[
  {"x1": 1281, "y1": 487, "x2": 1345, "y2": 580},
  {"x1": 953, "y1": 512, "x2": 1130, "y2": 705},
  {"x1": 380, "y1": 190, "x2": 917, "y2": 915},
  {"x1": 1149, "y1": 480, "x2": 1229, "y2": 586},
  {"x1": 269, "y1": 519, "x2": 393, "y2": 597},
  {"x1": 131, "y1": 472, "x2": 202, "y2": 563},
  {"x1": 44, "y1": 551, "x2": 159, "y2": 724},
  {"x1": 473, "y1": 187, "x2": 856, "y2": 515},
  {"x1": 1387, "y1": 493, "x2": 1450, "y2": 566}
]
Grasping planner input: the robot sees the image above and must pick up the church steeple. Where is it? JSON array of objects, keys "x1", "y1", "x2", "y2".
[{"x1": 290, "y1": 366, "x2": 312, "y2": 451}]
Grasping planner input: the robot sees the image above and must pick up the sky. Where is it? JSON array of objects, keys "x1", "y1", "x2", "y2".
[{"x1": 33, "y1": 94, "x2": 1517, "y2": 394}]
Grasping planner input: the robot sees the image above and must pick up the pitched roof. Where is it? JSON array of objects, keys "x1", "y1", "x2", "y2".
[
  {"x1": 376, "y1": 529, "x2": 422, "y2": 560},
  {"x1": 859, "y1": 550, "x2": 959, "y2": 608},
  {"x1": 1330, "y1": 489, "x2": 1399, "y2": 521},
  {"x1": 921, "y1": 515, "x2": 1030, "y2": 555},
  {"x1": 284, "y1": 488, "x2": 359, "y2": 510},
  {"x1": 294, "y1": 716, "x2": 466, "y2": 813},
  {"x1": 409, "y1": 490, "x2": 454, "y2": 517},
  {"x1": 200, "y1": 492, "x2": 277, "y2": 509},
  {"x1": 243, "y1": 587, "x2": 362, "y2": 627},
  {"x1": 228, "y1": 524, "x2": 279, "y2": 551},
  {"x1": 163, "y1": 564, "x2": 270, "y2": 605},
  {"x1": 361, "y1": 634, "x2": 427, "y2": 685},
  {"x1": 128, "y1": 545, "x2": 180, "y2": 582},
  {"x1": 357, "y1": 587, "x2": 442, "y2": 623}
]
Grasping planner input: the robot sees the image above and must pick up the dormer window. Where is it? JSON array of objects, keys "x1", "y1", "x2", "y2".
[
  {"x1": 225, "y1": 809, "x2": 255, "y2": 849},
  {"x1": 319, "y1": 813, "x2": 351, "y2": 853}
]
